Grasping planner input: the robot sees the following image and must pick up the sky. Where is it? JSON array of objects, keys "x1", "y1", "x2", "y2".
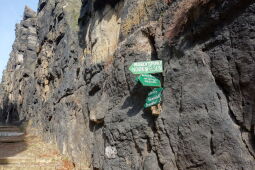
[{"x1": 0, "y1": 0, "x2": 38, "y2": 81}]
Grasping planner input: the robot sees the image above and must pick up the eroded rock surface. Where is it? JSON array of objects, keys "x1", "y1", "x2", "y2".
[{"x1": 0, "y1": 0, "x2": 255, "y2": 169}]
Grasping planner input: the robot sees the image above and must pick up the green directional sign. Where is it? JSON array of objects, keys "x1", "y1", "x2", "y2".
[
  {"x1": 148, "y1": 88, "x2": 163, "y2": 97},
  {"x1": 137, "y1": 74, "x2": 161, "y2": 87},
  {"x1": 146, "y1": 92, "x2": 162, "y2": 103},
  {"x1": 146, "y1": 93, "x2": 161, "y2": 103},
  {"x1": 144, "y1": 88, "x2": 163, "y2": 108},
  {"x1": 144, "y1": 97, "x2": 161, "y2": 108},
  {"x1": 129, "y1": 60, "x2": 163, "y2": 74}
]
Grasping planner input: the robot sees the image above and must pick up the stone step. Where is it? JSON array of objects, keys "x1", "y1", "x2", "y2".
[
  {"x1": 0, "y1": 125, "x2": 74, "y2": 169},
  {"x1": 0, "y1": 127, "x2": 21, "y2": 132},
  {"x1": 0, "y1": 163, "x2": 63, "y2": 170},
  {"x1": 0, "y1": 157, "x2": 60, "y2": 164},
  {"x1": 0, "y1": 134, "x2": 25, "y2": 143},
  {"x1": 0, "y1": 132, "x2": 24, "y2": 137},
  {"x1": 0, "y1": 125, "x2": 18, "y2": 128},
  {"x1": 0, "y1": 125, "x2": 24, "y2": 143}
]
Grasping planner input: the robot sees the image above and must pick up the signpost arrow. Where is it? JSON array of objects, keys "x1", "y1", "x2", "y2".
[
  {"x1": 137, "y1": 74, "x2": 161, "y2": 87},
  {"x1": 148, "y1": 88, "x2": 163, "y2": 97},
  {"x1": 144, "y1": 97, "x2": 161, "y2": 108},
  {"x1": 129, "y1": 60, "x2": 163, "y2": 74},
  {"x1": 144, "y1": 88, "x2": 163, "y2": 108},
  {"x1": 146, "y1": 93, "x2": 161, "y2": 103}
]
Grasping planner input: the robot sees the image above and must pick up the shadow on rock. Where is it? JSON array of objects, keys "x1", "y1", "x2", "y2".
[
  {"x1": 0, "y1": 97, "x2": 20, "y2": 124},
  {"x1": 0, "y1": 98, "x2": 28, "y2": 165},
  {"x1": 121, "y1": 83, "x2": 152, "y2": 117}
]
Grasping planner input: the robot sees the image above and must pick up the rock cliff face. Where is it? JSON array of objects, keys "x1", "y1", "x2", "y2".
[{"x1": 1, "y1": 0, "x2": 255, "y2": 169}]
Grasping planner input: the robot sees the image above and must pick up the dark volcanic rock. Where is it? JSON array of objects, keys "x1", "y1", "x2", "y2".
[{"x1": 0, "y1": 0, "x2": 255, "y2": 169}]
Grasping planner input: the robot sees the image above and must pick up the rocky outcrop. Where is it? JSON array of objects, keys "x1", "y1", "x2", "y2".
[
  {"x1": 0, "y1": 0, "x2": 255, "y2": 169},
  {"x1": 0, "y1": 6, "x2": 37, "y2": 124}
]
